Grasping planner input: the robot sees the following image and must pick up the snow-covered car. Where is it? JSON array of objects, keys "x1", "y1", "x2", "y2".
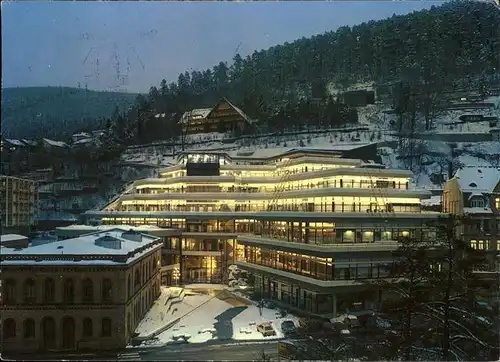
[{"x1": 257, "y1": 322, "x2": 277, "y2": 337}]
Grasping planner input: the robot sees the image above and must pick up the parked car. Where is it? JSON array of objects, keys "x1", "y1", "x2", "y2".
[
  {"x1": 281, "y1": 320, "x2": 297, "y2": 337},
  {"x1": 257, "y1": 322, "x2": 277, "y2": 336}
]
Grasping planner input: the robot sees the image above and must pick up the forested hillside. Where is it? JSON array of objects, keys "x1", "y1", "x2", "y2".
[
  {"x1": 114, "y1": 0, "x2": 499, "y2": 145},
  {"x1": 1, "y1": 87, "x2": 138, "y2": 139}
]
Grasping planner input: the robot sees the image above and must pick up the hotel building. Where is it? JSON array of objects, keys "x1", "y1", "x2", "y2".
[
  {"x1": 84, "y1": 147, "x2": 440, "y2": 317},
  {"x1": 0, "y1": 229, "x2": 162, "y2": 353},
  {"x1": 0, "y1": 175, "x2": 38, "y2": 235}
]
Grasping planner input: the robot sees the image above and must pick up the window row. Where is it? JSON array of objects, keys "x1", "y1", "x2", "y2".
[
  {"x1": 1, "y1": 317, "x2": 112, "y2": 340},
  {"x1": 237, "y1": 246, "x2": 393, "y2": 281},
  {"x1": 120, "y1": 201, "x2": 421, "y2": 214},
  {"x1": 135, "y1": 179, "x2": 409, "y2": 195},
  {"x1": 260, "y1": 223, "x2": 437, "y2": 245},
  {"x1": 127, "y1": 257, "x2": 158, "y2": 298},
  {"x1": 2, "y1": 278, "x2": 113, "y2": 304}
]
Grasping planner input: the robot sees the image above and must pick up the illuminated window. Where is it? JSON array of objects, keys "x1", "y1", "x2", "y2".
[
  {"x1": 478, "y1": 240, "x2": 488, "y2": 250},
  {"x1": 470, "y1": 240, "x2": 477, "y2": 249},
  {"x1": 496, "y1": 198, "x2": 500, "y2": 209}
]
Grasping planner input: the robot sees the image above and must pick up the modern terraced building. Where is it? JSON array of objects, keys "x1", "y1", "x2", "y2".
[{"x1": 84, "y1": 147, "x2": 440, "y2": 317}]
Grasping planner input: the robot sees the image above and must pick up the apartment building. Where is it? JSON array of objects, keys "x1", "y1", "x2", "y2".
[
  {"x1": 84, "y1": 147, "x2": 439, "y2": 317},
  {"x1": 0, "y1": 175, "x2": 38, "y2": 234},
  {"x1": 0, "y1": 228, "x2": 162, "y2": 353}
]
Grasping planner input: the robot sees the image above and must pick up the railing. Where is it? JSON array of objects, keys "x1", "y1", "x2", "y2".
[{"x1": 245, "y1": 234, "x2": 398, "y2": 247}]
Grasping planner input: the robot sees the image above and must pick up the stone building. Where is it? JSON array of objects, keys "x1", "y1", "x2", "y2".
[{"x1": 0, "y1": 228, "x2": 162, "y2": 353}]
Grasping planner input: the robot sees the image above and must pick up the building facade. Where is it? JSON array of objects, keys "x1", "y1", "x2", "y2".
[
  {"x1": 0, "y1": 229, "x2": 162, "y2": 353},
  {"x1": 84, "y1": 148, "x2": 440, "y2": 317},
  {"x1": 443, "y1": 166, "x2": 500, "y2": 273},
  {"x1": 179, "y1": 97, "x2": 254, "y2": 135},
  {"x1": 0, "y1": 175, "x2": 38, "y2": 235}
]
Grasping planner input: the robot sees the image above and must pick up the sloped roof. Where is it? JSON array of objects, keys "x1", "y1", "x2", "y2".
[
  {"x1": 206, "y1": 97, "x2": 253, "y2": 124},
  {"x1": 4, "y1": 139, "x2": 26, "y2": 147},
  {"x1": 73, "y1": 132, "x2": 91, "y2": 137},
  {"x1": 43, "y1": 138, "x2": 68, "y2": 148},
  {"x1": 453, "y1": 167, "x2": 500, "y2": 193},
  {"x1": 179, "y1": 108, "x2": 212, "y2": 124},
  {"x1": 73, "y1": 138, "x2": 94, "y2": 145}
]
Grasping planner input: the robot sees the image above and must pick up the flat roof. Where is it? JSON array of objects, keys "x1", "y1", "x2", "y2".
[
  {"x1": 1, "y1": 234, "x2": 28, "y2": 243},
  {"x1": 1, "y1": 228, "x2": 162, "y2": 266}
]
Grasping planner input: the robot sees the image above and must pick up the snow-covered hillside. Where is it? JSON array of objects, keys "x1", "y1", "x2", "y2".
[{"x1": 114, "y1": 95, "x2": 499, "y2": 196}]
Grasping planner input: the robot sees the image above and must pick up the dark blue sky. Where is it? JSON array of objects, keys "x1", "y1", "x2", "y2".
[{"x1": 2, "y1": 1, "x2": 444, "y2": 93}]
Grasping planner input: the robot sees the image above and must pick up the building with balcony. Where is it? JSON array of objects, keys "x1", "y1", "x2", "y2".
[
  {"x1": 84, "y1": 147, "x2": 440, "y2": 317},
  {"x1": 0, "y1": 176, "x2": 38, "y2": 235},
  {"x1": 0, "y1": 228, "x2": 162, "y2": 353},
  {"x1": 179, "y1": 97, "x2": 254, "y2": 135}
]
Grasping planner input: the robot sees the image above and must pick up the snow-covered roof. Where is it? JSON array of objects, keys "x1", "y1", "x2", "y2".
[
  {"x1": 421, "y1": 195, "x2": 442, "y2": 207},
  {"x1": 43, "y1": 138, "x2": 68, "y2": 148},
  {"x1": 4, "y1": 139, "x2": 26, "y2": 147},
  {"x1": 0, "y1": 229, "x2": 161, "y2": 266},
  {"x1": 214, "y1": 98, "x2": 253, "y2": 124},
  {"x1": 453, "y1": 167, "x2": 500, "y2": 193},
  {"x1": 179, "y1": 108, "x2": 212, "y2": 124},
  {"x1": 73, "y1": 138, "x2": 94, "y2": 145},
  {"x1": 1, "y1": 234, "x2": 28, "y2": 243},
  {"x1": 464, "y1": 207, "x2": 493, "y2": 215},
  {"x1": 228, "y1": 144, "x2": 376, "y2": 160},
  {"x1": 73, "y1": 132, "x2": 91, "y2": 137}
]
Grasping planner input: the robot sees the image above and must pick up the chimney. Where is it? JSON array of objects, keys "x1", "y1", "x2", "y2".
[{"x1": 121, "y1": 229, "x2": 142, "y2": 242}]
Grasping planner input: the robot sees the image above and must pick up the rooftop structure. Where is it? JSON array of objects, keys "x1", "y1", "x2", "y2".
[{"x1": 85, "y1": 147, "x2": 440, "y2": 316}]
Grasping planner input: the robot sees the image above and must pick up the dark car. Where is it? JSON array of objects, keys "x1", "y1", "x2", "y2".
[{"x1": 281, "y1": 320, "x2": 297, "y2": 337}]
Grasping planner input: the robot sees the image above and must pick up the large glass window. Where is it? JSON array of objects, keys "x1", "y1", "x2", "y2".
[{"x1": 239, "y1": 246, "x2": 389, "y2": 282}]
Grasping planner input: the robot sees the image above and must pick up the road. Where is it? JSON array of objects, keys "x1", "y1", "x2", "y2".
[{"x1": 139, "y1": 341, "x2": 279, "y2": 361}]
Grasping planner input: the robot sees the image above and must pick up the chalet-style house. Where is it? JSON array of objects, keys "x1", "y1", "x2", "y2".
[{"x1": 179, "y1": 98, "x2": 254, "y2": 135}]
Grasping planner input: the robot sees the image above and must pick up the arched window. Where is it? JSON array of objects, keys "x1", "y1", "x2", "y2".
[
  {"x1": 134, "y1": 269, "x2": 140, "y2": 289},
  {"x1": 82, "y1": 279, "x2": 93, "y2": 303},
  {"x1": 23, "y1": 318, "x2": 35, "y2": 338},
  {"x1": 44, "y1": 278, "x2": 55, "y2": 303},
  {"x1": 3, "y1": 318, "x2": 16, "y2": 339},
  {"x1": 82, "y1": 318, "x2": 93, "y2": 337},
  {"x1": 127, "y1": 275, "x2": 132, "y2": 298},
  {"x1": 101, "y1": 318, "x2": 112, "y2": 337},
  {"x1": 101, "y1": 279, "x2": 112, "y2": 303},
  {"x1": 127, "y1": 312, "x2": 131, "y2": 333},
  {"x1": 24, "y1": 279, "x2": 36, "y2": 303},
  {"x1": 63, "y1": 279, "x2": 74, "y2": 303},
  {"x1": 4, "y1": 279, "x2": 16, "y2": 303}
]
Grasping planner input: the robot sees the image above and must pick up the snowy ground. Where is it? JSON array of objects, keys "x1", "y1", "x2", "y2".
[
  {"x1": 134, "y1": 287, "x2": 213, "y2": 338},
  {"x1": 154, "y1": 290, "x2": 299, "y2": 345}
]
